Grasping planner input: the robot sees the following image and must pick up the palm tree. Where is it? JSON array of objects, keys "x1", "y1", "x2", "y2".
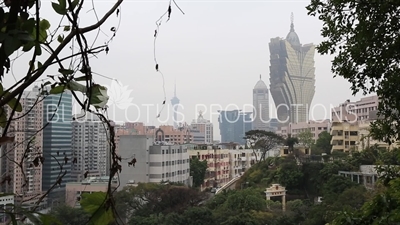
[{"x1": 284, "y1": 133, "x2": 299, "y2": 156}]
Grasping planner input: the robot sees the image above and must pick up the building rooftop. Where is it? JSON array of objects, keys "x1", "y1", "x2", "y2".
[
  {"x1": 286, "y1": 13, "x2": 301, "y2": 46},
  {"x1": 254, "y1": 75, "x2": 268, "y2": 90}
]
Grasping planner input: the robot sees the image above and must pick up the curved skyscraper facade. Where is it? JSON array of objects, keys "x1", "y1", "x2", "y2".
[{"x1": 269, "y1": 13, "x2": 316, "y2": 126}]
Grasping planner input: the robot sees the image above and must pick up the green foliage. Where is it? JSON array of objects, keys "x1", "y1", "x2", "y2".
[
  {"x1": 314, "y1": 131, "x2": 332, "y2": 155},
  {"x1": 284, "y1": 134, "x2": 299, "y2": 155},
  {"x1": 190, "y1": 157, "x2": 207, "y2": 188},
  {"x1": 45, "y1": 204, "x2": 91, "y2": 225},
  {"x1": 297, "y1": 129, "x2": 314, "y2": 149},
  {"x1": 80, "y1": 192, "x2": 114, "y2": 225},
  {"x1": 244, "y1": 130, "x2": 284, "y2": 161},
  {"x1": 277, "y1": 163, "x2": 303, "y2": 190},
  {"x1": 306, "y1": 0, "x2": 400, "y2": 144}
]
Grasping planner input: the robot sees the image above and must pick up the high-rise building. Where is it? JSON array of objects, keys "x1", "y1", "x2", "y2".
[
  {"x1": 42, "y1": 91, "x2": 72, "y2": 199},
  {"x1": 252, "y1": 75, "x2": 270, "y2": 131},
  {"x1": 218, "y1": 110, "x2": 252, "y2": 145},
  {"x1": 170, "y1": 83, "x2": 180, "y2": 129},
  {"x1": 71, "y1": 112, "x2": 108, "y2": 182},
  {"x1": 190, "y1": 111, "x2": 213, "y2": 144},
  {"x1": 269, "y1": 13, "x2": 316, "y2": 126},
  {"x1": 1, "y1": 86, "x2": 44, "y2": 206}
]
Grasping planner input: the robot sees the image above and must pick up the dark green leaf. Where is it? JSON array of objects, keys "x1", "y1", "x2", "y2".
[
  {"x1": 51, "y1": 2, "x2": 67, "y2": 15},
  {"x1": 80, "y1": 192, "x2": 114, "y2": 225},
  {"x1": 39, "y1": 19, "x2": 51, "y2": 30},
  {"x1": 0, "y1": 83, "x2": 3, "y2": 94},
  {"x1": 38, "y1": 28, "x2": 48, "y2": 42},
  {"x1": 17, "y1": 31, "x2": 33, "y2": 42},
  {"x1": 0, "y1": 32, "x2": 6, "y2": 42},
  {"x1": 59, "y1": 0, "x2": 67, "y2": 10},
  {"x1": 0, "y1": 7, "x2": 4, "y2": 28},
  {"x1": 22, "y1": 41, "x2": 35, "y2": 52},
  {"x1": 69, "y1": 0, "x2": 79, "y2": 11},
  {"x1": 20, "y1": 11, "x2": 29, "y2": 21},
  {"x1": 50, "y1": 86, "x2": 65, "y2": 95},
  {"x1": 22, "y1": 18, "x2": 36, "y2": 34},
  {"x1": 64, "y1": 25, "x2": 70, "y2": 31},
  {"x1": 37, "y1": 213, "x2": 63, "y2": 225},
  {"x1": 57, "y1": 34, "x2": 64, "y2": 43},
  {"x1": 58, "y1": 68, "x2": 74, "y2": 76},
  {"x1": 3, "y1": 35, "x2": 21, "y2": 57},
  {"x1": 90, "y1": 85, "x2": 109, "y2": 109},
  {"x1": 67, "y1": 81, "x2": 87, "y2": 93}
]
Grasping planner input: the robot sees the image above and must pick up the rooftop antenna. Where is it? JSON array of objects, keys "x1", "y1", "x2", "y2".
[
  {"x1": 291, "y1": 12, "x2": 294, "y2": 24},
  {"x1": 174, "y1": 78, "x2": 177, "y2": 97},
  {"x1": 290, "y1": 12, "x2": 294, "y2": 31},
  {"x1": 260, "y1": 74, "x2": 261, "y2": 80}
]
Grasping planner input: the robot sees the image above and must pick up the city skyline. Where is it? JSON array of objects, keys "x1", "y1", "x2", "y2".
[{"x1": 1, "y1": 1, "x2": 374, "y2": 141}]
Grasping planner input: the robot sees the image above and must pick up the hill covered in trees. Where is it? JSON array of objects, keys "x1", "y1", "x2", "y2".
[{"x1": 47, "y1": 146, "x2": 400, "y2": 225}]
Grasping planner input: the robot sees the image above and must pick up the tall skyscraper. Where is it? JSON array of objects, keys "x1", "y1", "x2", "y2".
[
  {"x1": 42, "y1": 91, "x2": 72, "y2": 199},
  {"x1": 218, "y1": 110, "x2": 252, "y2": 145},
  {"x1": 170, "y1": 83, "x2": 180, "y2": 129},
  {"x1": 269, "y1": 13, "x2": 316, "y2": 125},
  {"x1": 1, "y1": 86, "x2": 44, "y2": 205},
  {"x1": 71, "y1": 112, "x2": 108, "y2": 182},
  {"x1": 253, "y1": 75, "x2": 270, "y2": 131}
]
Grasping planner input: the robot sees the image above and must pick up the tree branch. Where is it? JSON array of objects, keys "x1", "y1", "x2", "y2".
[{"x1": 0, "y1": 0, "x2": 124, "y2": 108}]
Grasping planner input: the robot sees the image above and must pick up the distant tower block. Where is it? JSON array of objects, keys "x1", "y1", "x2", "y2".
[
  {"x1": 170, "y1": 82, "x2": 180, "y2": 129},
  {"x1": 253, "y1": 74, "x2": 270, "y2": 131}
]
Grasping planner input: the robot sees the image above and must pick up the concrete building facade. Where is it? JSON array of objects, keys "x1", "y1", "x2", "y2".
[
  {"x1": 188, "y1": 146, "x2": 230, "y2": 189},
  {"x1": 269, "y1": 13, "x2": 316, "y2": 125},
  {"x1": 1, "y1": 87, "x2": 44, "y2": 206},
  {"x1": 117, "y1": 135, "x2": 190, "y2": 190},
  {"x1": 190, "y1": 111, "x2": 213, "y2": 144},
  {"x1": 228, "y1": 149, "x2": 262, "y2": 178},
  {"x1": 332, "y1": 95, "x2": 379, "y2": 122},
  {"x1": 253, "y1": 75, "x2": 270, "y2": 131},
  {"x1": 71, "y1": 112, "x2": 108, "y2": 182},
  {"x1": 277, "y1": 119, "x2": 331, "y2": 141},
  {"x1": 0, "y1": 194, "x2": 14, "y2": 225},
  {"x1": 65, "y1": 176, "x2": 117, "y2": 207}
]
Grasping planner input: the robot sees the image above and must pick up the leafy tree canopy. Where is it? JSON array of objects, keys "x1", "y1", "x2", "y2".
[
  {"x1": 306, "y1": 0, "x2": 400, "y2": 144},
  {"x1": 190, "y1": 157, "x2": 208, "y2": 188}
]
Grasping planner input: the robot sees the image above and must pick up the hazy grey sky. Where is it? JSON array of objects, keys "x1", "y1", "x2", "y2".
[{"x1": 4, "y1": 0, "x2": 371, "y2": 140}]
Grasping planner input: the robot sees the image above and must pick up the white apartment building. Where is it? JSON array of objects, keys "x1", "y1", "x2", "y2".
[
  {"x1": 332, "y1": 95, "x2": 379, "y2": 122},
  {"x1": 118, "y1": 135, "x2": 190, "y2": 190},
  {"x1": 1, "y1": 86, "x2": 43, "y2": 206},
  {"x1": 71, "y1": 112, "x2": 108, "y2": 182},
  {"x1": 190, "y1": 111, "x2": 213, "y2": 144},
  {"x1": 0, "y1": 194, "x2": 14, "y2": 225},
  {"x1": 188, "y1": 146, "x2": 230, "y2": 189},
  {"x1": 277, "y1": 119, "x2": 331, "y2": 142},
  {"x1": 229, "y1": 149, "x2": 262, "y2": 178}
]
